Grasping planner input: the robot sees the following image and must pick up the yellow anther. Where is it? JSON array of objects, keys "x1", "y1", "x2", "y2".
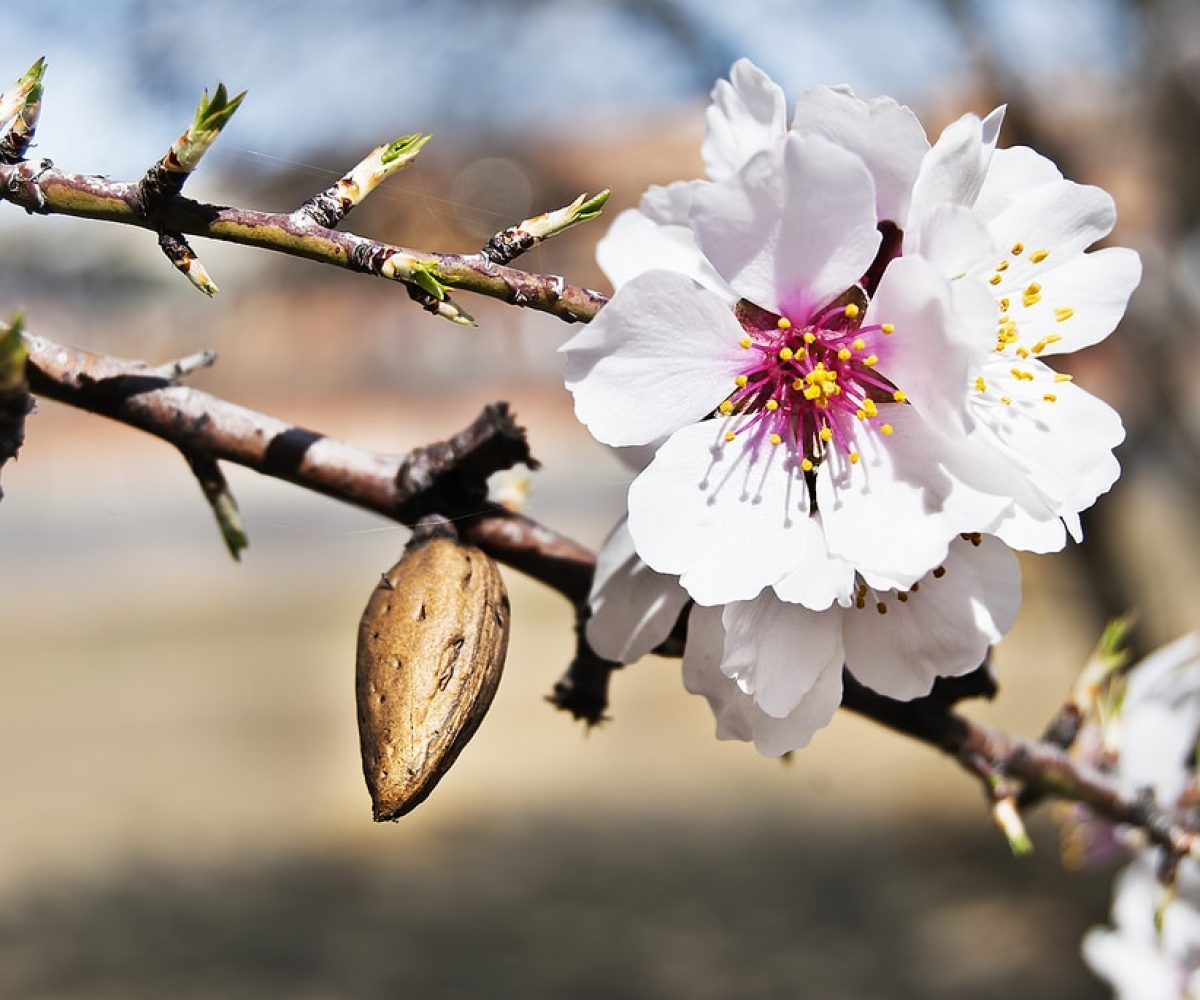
[
  {"x1": 792, "y1": 378, "x2": 804, "y2": 391},
  {"x1": 1023, "y1": 291, "x2": 1042, "y2": 308},
  {"x1": 1000, "y1": 396, "x2": 1012, "y2": 405},
  {"x1": 844, "y1": 303, "x2": 860, "y2": 319},
  {"x1": 1011, "y1": 242, "x2": 1025, "y2": 256},
  {"x1": 999, "y1": 297, "x2": 1010, "y2": 312},
  {"x1": 838, "y1": 347, "x2": 852, "y2": 361},
  {"x1": 1016, "y1": 347, "x2": 1030, "y2": 358},
  {"x1": 881, "y1": 323, "x2": 895, "y2": 334},
  {"x1": 975, "y1": 376, "x2": 987, "y2": 393},
  {"x1": 1043, "y1": 393, "x2": 1057, "y2": 403},
  {"x1": 863, "y1": 399, "x2": 878, "y2": 417},
  {"x1": 849, "y1": 451, "x2": 861, "y2": 465},
  {"x1": 819, "y1": 427, "x2": 833, "y2": 442},
  {"x1": 1031, "y1": 249, "x2": 1049, "y2": 263},
  {"x1": 876, "y1": 601, "x2": 888, "y2": 615},
  {"x1": 856, "y1": 409, "x2": 866, "y2": 420},
  {"x1": 1054, "y1": 373, "x2": 1073, "y2": 383},
  {"x1": 765, "y1": 399, "x2": 779, "y2": 411},
  {"x1": 989, "y1": 273, "x2": 1002, "y2": 286},
  {"x1": 880, "y1": 423, "x2": 894, "y2": 436},
  {"x1": 803, "y1": 331, "x2": 816, "y2": 344},
  {"x1": 1054, "y1": 307, "x2": 1075, "y2": 323},
  {"x1": 892, "y1": 390, "x2": 907, "y2": 403},
  {"x1": 779, "y1": 347, "x2": 794, "y2": 361},
  {"x1": 739, "y1": 336, "x2": 752, "y2": 349},
  {"x1": 1025, "y1": 282, "x2": 1041, "y2": 295},
  {"x1": 777, "y1": 317, "x2": 792, "y2": 330},
  {"x1": 864, "y1": 354, "x2": 878, "y2": 367},
  {"x1": 769, "y1": 433, "x2": 782, "y2": 446},
  {"x1": 852, "y1": 338, "x2": 866, "y2": 351},
  {"x1": 801, "y1": 457, "x2": 814, "y2": 472},
  {"x1": 724, "y1": 430, "x2": 737, "y2": 443},
  {"x1": 719, "y1": 400, "x2": 734, "y2": 415},
  {"x1": 996, "y1": 260, "x2": 1009, "y2": 272},
  {"x1": 803, "y1": 385, "x2": 821, "y2": 401}
]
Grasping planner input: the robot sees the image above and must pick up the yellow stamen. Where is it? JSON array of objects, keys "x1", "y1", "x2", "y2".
[
  {"x1": 1016, "y1": 347, "x2": 1030, "y2": 358},
  {"x1": 974, "y1": 376, "x2": 987, "y2": 393},
  {"x1": 852, "y1": 338, "x2": 866, "y2": 351},
  {"x1": 719, "y1": 400, "x2": 734, "y2": 415},
  {"x1": 1043, "y1": 393, "x2": 1057, "y2": 403},
  {"x1": 735, "y1": 375, "x2": 748, "y2": 387},
  {"x1": 989, "y1": 274, "x2": 1002, "y2": 286},
  {"x1": 765, "y1": 399, "x2": 779, "y2": 411},
  {"x1": 801, "y1": 457, "x2": 814, "y2": 472},
  {"x1": 724, "y1": 430, "x2": 736, "y2": 443},
  {"x1": 1054, "y1": 373, "x2": 1073, "y2": 383},
  {"x1": 892, "y1": 390, "x2": 907, "y2": 403},
  {"x1": 1011, "y1": 242, "x2": 1025, "y2": 256},
  {"x1": 792, "y1": 378, "x2": 804, "y2": 391},
  {"x1": 880, "y1": 423, "x2": 894, "y2": 436},
  {"x1": 996, "y1": 260, "x2": 1009, "y2": 272},
  {"x1": 777, "y1": 317, "x2": 792, "y2": 330},
  {"x1": 779, "y1": 347, "x2": 794, "y2": 361},
  {"x1": 739, "y1": 336, "x2": 751, "y2": 349},
  {"x1": 849, "y1": 451, "x2": 860, "y2": 465},
  {"x1": 1054, "y1": 307, "x2": 1075, "y2": 323},
  {"x1": 856, "y1": 409, "x2": 866, "y2": 420},
  {"x1": 769, "y1": 433, "x2": 782, "y2": 446},
  {"x1": 844, "y1": 303, "x2": 860, "y2": 319},
  {"x1": 819, "y1": 427, "x2": 833, "y2": 442},
  {"x1": 837, "y1": 347, "x2": 852, "y2": 361},
  {"x1": 863, "y1": 399, "x2": 878, "y2": 418},
  {"x1": 864, "y1": 354, "x2": 878, "y2": 366},
  {"x1": 881, "y1": 323, "x2": 895, "y2": 334},
  {"x1": 803, "y1": 331, "x2": 816, "y2": 344},
  {"x1": 1000, "y1": 396, "x2": 1012, "y2": 405},
  {"x1": 1030, "y1": 249, "x2": 1049, "y2": 263},
  {"x1": 803, "y1": 385, "x2": 821, "y2": 401}
]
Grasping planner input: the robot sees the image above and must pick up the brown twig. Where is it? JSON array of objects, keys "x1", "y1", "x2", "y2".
[{"x1": 0, "y1": 162, "x2": 609, "y2": 324}]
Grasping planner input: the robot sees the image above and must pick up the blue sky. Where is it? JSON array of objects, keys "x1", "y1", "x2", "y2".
[{"x1": 0, "y1": 0, "x2": 1137, "y2": 179}]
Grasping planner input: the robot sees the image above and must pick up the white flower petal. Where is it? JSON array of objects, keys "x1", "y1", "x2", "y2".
[
  {"x1": 640, "y1": 179, "x2": 699, "y2": 227},
  {"x1": 561, "y1": 271, "x2": 747, "y2": 447},
  {"x1": 908, "y1": 202, "x2": 996, "y2": 278},
  {"x1": 817, "y1": 406, "x2": 1009, "y2": 592},
  {"x1": 702, "y1": 58, "x2": 787, "y2": 183},
  {"x1": 771, "y1": 519, "x2": 856, "y2": 611},
  {"x1": 843, "y1": 536, "x2": 1020, "y2": 700},
  {"x1": 595, "y1": 209, "x2": 733, "y2": 297},
  {"x1": 720, "y1": 594, "x2": 845, "y2": 719},
  {"x1": 627, "y1": 420, "x2": 814, "y2": 604},
  {"x1": 985, "y1": 178, "x2": 1117, "y2": 266},
  {"x1": 1005, "y1": 246, "x2": 1142, "y2": 356},
  {"x1": 973, "y1": 145, "x2": 1064, "y2": 223},
  {"x1": 690, "y1": 134, "x2": 880, "y2": 317},
  {"x1": 586, "y1": 518, "x2": 690, "y2": 664},
  {"x1": 682, "y1": 603, "x2": 844, "y2": 756},
  {"x1": 789, "y1": 84, "x2": 929, "y2": 224},
  {"x1": 907, "y1": 107, "x2": 1004, "y2": 241},
  {"x1": 866, "y1": 255, "x2": 987, "y2": 433}
]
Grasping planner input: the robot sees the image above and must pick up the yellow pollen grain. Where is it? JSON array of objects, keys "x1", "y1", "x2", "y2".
[
  {"x1": 724, "y1": 430, "x2": 736, "y2": 443},
  {"x1": 856, "y1": 409, "x2": 866, "y2": 420},
  {"x1": 999, "y1": 297, "x2": 1010, "y2": 312},
  {"x1": 1011, "y1": 242, "x2": 1025, "y2": 256},
  {"x1": 792, "y1": 378, "x2": 804, "y2": 391},
  {"x1": 735, "y1": 375, "x2": 748, "y2": 387},
  {"x1": 975, "y1": 376, "x2": 987, "y2": 393},
  {"x1": 804, "y1": 385, "x2": 821, "y2": 401},
  {"x1": 989, "y1": 274, "x2": 1002, "y2": 286},
  {"x1": 801, "y1": 457, "x2": 814, "y2": 472},
  {"x1": 739, "y1": 336, "x2": 752, "y2": 349},
  {"x1": 880, "y1": 423, "x2": 894, "y2": 436},
  {"x1": 837, "y1": 347, "x2": 852, "y2": 361},
  {"x1": 819, "y1": 427, "x2": 833, "y2": 442},
  {"x1": 844, "y1": 303, "x2": 860, "y2": 319},
  {"x1": 1043, "y1": 393, "x2": 1057, "y2": 403},
  {"x1": 718, "y1": 400, "x2": 734, "y2": 415},
  {"x1": 1023, "y1": 292, "x2": 1041, "y2": 308},
  {"x1": 803, "y1": 331, "x2": 816, "y2": 344},
  {"x1": 876, "y1": 601, "x2": 888, "y2": 615},
  {"x1": 881, "y1": 323, "x2": 895, "y2": 334},
  {"x1": 1054, "y1": 373, "x2": 1073, "y2": 383},
  {"x1": 852, "y1": 338, "x2": 866, "y2": 351},
  {"x1": 996, "y1": 260, "x2": 1009, "y2": 272},
  {"x1": 892, "y1": 390, "x2": 907, "y2": 403},
  {"x1": 1016, "y1": 347, "x2": 1030, "y2": 358},
  {"x1": 1031, "y1": 249, "x2": 1050, "y2": 263},
  {"x1": 779, "y1": 347, "x2": 794, "y2": 361},
  {"x1": 1055, "y1": 307, "x2": 1075, "y2": 323},
  {"x1": 849, "y1": 451, "x2": 860, "y2": 465},
  {"x1": 769, "y1": 433, "x2": 782, "y2": 446},
  {"x1": 863, "y1": 399, "x2": 878, "y2": 417},
  {"x1": 777, "y1": 317, "x2": 792, "y2": 330},
  {"x1": 1000, "y1": 396, "x2": 1012, "y2": 405},
  {"x1": 765, "y1": 399, "x2": 779, "y2": 411},
  {"x1": 864, "y1": 354, "x2": 878, "y2": 367}
]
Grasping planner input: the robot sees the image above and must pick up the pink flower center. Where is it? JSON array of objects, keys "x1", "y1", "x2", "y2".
[{"x1": 719, "y1": 295, "x2": 902, "y2": 470}]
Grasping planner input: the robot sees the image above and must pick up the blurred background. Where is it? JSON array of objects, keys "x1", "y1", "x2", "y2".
[{"x1": 1, "y1": 0, "x2": 1198, "y2": 996}]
